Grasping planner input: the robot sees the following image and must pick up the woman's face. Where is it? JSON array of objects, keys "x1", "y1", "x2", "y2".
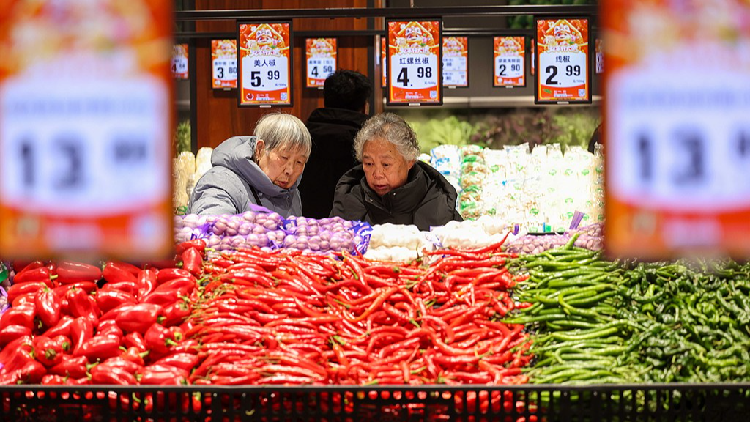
[
  {"x1": 362, "y1": 137, "x2": 415, "y2": 197},
  {"x1": 256, "y1": 139, "x2": 308, "y2": 189}
]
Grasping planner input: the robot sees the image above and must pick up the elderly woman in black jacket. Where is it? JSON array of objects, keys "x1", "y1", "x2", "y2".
[{"x1": 330, "y1": 113, "x2": 462, "y2": 231}]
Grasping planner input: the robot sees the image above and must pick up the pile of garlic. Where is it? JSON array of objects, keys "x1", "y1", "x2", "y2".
[
  {"x1": 430, "y1": 216, "x2": 514, "y2": 249},
  {"x1": 364, "y1": 223, "x2": 433, "y2": 262}
]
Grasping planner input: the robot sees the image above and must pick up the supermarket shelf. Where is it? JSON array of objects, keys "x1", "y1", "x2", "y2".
[{"x1": 384, "y1": 95, "x2": 603, "y2": 109}]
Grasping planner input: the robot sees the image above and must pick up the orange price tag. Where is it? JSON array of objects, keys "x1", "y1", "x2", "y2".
[
  {"x1": 386, "y1": 19, "x2": 442, "y2": 106},
  {"x1": 604, "y1": 0, "x2": 750, "y2": 259},
  {"x1": 212, "y1": 40, "x2": 237, "y2": 89},
  {"x1": 172, "y1": 44, "x2": 189, "y2": 79},
  {"x1": 306, "y1": 38, "x2": 337, "y2": 88},
  {"x1": 493, "y1": 36, "x2": 525, "y2": 87},
  {"x1": 238, "y1": 22, "x2": 293, "y2": 107},
  {"x1": 535, "y1": 18, "x2": 590, "y2": 103},
  {"x1": 0, "y1": 0, "x2": 173, "y2": 260},
  {"x1": 442, "y1": 37, "x2": 468, "y2": 87}
]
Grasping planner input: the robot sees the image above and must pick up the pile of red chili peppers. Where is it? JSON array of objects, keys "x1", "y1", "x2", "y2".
[
  {"x1": 0, "y1": 239, "x2": 533, "y2": 395},
  {"x1": 190, "y1": 241, "x2": 531, "y2": 386}
]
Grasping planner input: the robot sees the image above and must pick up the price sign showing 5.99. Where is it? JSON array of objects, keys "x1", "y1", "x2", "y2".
[
  {"x1": 386, "y1": 19, "x2": 442, "y2": 106},
  {"x1": 238, "y1": 21, "x2": 293, "y2": 107},
  {"x1": 535, "y1": 18, "x2": 590, "y2": 103},
  {"x1": 604, "y1": 0, "x2": 750, "y2": 259}
]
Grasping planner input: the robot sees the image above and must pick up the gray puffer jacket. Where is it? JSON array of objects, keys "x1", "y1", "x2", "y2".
[{"x1": 188, "y1": 136, "x2": 302, "y2": 217}]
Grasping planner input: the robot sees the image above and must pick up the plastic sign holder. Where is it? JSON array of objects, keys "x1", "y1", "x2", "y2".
[
  {"x1": 493, "y1": 36, "x2": 526, "y2": 88},
  {"x1": 442, "y1": 36, "x2": 468, "y2": 88},
  {"x1": 237, "y1": 21, "x2": 293, "y2": 108},
  {"x1": 386, "y1": 18, "x2": 443, "y2": 106},
  {"x1": 212, "y1": 39, "x2": 238, "y2": 90},
  {"x1": 305, "y1": 38, "x2": 337, "y2": 88},
  {"x1": 535, "y1": 17, "x2": 591, "y2": 104},
  {"x1": 604, "y1": 0, "x2": 750, "y2": 260},
  {"x1": 0, "y1": 0, "x2": 173, "y2": 260}
]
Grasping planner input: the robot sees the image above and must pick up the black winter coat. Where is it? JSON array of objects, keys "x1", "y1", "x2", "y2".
[
  {"x1": 330, "y1": 161, "x2": 463, "y2": 231},
  {"x1": 299, "y1": 108, "x2": 369, "y2": 219}
]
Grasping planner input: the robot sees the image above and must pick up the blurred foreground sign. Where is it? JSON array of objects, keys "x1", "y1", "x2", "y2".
[
  {"x1": 0, "y1": 0, "x2": 173, "y2": 260},
  {"x1": 604, "y1": 0, "x2": 750, "y2": 260}
]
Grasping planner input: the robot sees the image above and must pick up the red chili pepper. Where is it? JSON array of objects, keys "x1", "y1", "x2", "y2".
[
  {"x1": 95, "y1": 289, "x2": 136, "y2": 313},
  {"x1": 7, "y1": 281, "x2": 46, "y2": 304},
  {"x1": 74, "y1": 335, "x2": 121, "y2": 361},
  {"x1": 164, "y1": 339, "x2": 199, "y2": 355},
  {"x1": 103, "y1": 280, "x2": 140, "y2": 297},
  {"x1": 141, "y1": 290, "x2": 183, "y2": 308},
  {"x1": 98, "y1": 324, "x2": 123, "y2": 340},
  {"x1": 90, "y1": 364, "x2": 137, "y2": 385},
  {"x1": 120, "y1": 347, "x2": 148, "y2": 366},
  {"x1": 41, "y1": 374, "x2": 67, "y2": 385},
  {"x1": 153, "y1": 353, "x2": 199, "y2": 372},
  {"x1": 0, "y1": 359, "x2": 46, "y2": 385},
  {"x1": 153, "y1": 277, "x2": 195, "y2": 296},
  {"x1": 137, "y1": 268, "x2": 158, "y2": 298},
  {"x1": 70, "y1": 317, "x2": 94, "y2": 353},
  {"x1": 55, "y1": 262, "x2": 102, "y2": 283},
  {"x1": 114, "y1": 303, "x2": 163, "y2": 334},
  {"x1": 13, "y1": 266, "x2": 52, "y2": 285},
  {"x1": 0, "y1": 305, "x2": 35, "y2": 331},
  {"x1": 1, "y1": 337, "x2": 37, "y2": 372},
  {"x1": 144, "y1": 324, "x2": 178, "y2": 356},
  {"x1": 13, "y1": 260, "x2": 45, "y2": 274},
  {"x1": 0, "y1": 325, "x2": 32, "y2": 347},
  {"x1": 155, "y1": 268, "x2": 192, "y2": 285},
  {"x1": 11, "y1": 294, "x2": 36, "y2": 308},
  {"x1": 49, "y1": 355, "x2": 90, "y2": 379},
  {"x1": 175, "y1": 239, "x2": 206, "y2": 257},
  {"x1": 44, "y1": 316, "x2": 75, "y2": 338},
  {"x1": 140, "y1": 364, "x2": 189, "y2": 385},
  {"x1": 181, "y1": 248, "x2": 203, "y2": 277},
  {"x1": 52, "y1": 282, "x2": 97, "y2": 297},
  {"x1": 122, "y1": 332, "x2": 148, "y2": 352},
  {"x1": 34, "y1": 287, "x2": 62, "y2": 329},
  {"x1": 99, "y1": 357, "x2": 142, "y2": 374},
  {"x1": 102, "y1": 262, "x2": 140, "y2": 284},
  {"x1": 163, "y1": 301, "x2": 191, "y2": 327},
  {"x1": 66, "y1": 288, "x2": 98, "y2": 324},
  {"x1": 33, "y1": 335, "x2": 71, "y2": 367}
]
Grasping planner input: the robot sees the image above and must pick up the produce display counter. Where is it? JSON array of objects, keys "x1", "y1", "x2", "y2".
[{"x1": 1, "y1": 383, "x2": 749, "y2": 421}]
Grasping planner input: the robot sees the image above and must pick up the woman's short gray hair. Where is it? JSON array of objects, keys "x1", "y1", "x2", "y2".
[
  {"x1": 254, "y1": 113, "x2": 312, "y2": 157},
  {"x1": 354, "y1": 113, "x2": 420, "y2": 162}
]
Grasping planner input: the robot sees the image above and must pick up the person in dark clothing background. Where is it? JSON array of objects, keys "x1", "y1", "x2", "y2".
[
  {"x1": 587, "y1": 123, "x2": 603, "y2": 154},
  {"x1": 299, "y1": 70, "x2": 372, "y2": 218}
]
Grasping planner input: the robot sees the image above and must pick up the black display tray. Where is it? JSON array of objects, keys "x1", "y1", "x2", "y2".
[{"x1": 1, "y1": 383, "x2": 749, "y2": 422}]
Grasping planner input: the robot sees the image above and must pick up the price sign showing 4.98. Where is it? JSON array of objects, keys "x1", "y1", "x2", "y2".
[
  {"x1": 535, "y1": 18, "x2": 590, "y2": 103},
  {"x1": 386, "y1": 19, "x2": 442, "y2": 106},
  {"x1": 604, "y1": 0, "x2": 750, "y2": 259},
  {"x1": 306, "y1": 38, "x2": 337, "y2": 88},
  {"x1": 238, "y1": 21, "x2": 292, "y2": 107},
  {"x1": 0, "y1": 0, "x2": 173, "y2": 259}
]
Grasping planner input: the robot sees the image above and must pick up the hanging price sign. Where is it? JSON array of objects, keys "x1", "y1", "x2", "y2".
[
  {"x1": 595, "y1": 38, "x2": 603, "y2": 74},
  {"x1": 212, "y1": 40, "x2": 237, "y2": 89},
  {"x1": 535, "y1": 18, "x2": 590, "y2": 103},
  {"x1": 604, "y1": 0, "x2": 750, "y2": 259},
  {"x1": 531, "y1": 39, "x2": 536, "y2": 76},
  {"x1": 493, "y1": 36, "x2": 525, "y2": 87},
  {"x1": 386, "y1": 19, "x2": 442, "y2": 106},
  {"x1": 172, "y1": 44, "x2": 189, "y2": 79},
  {"x1": 442, "y1": 37, "x2": 468, "y2": 87},
  {"x1": 0, "y1": 0, "x2": 173, "y2": 259},
  {"x1": 238, "y1": 21, "x2": 292, "y2": 107},
  {"x1": 305, "y1": 38, "x2": 337, "y2": 88},
  {"x1": 381, "y1": 37, "x2": 388, "y2": 88}
]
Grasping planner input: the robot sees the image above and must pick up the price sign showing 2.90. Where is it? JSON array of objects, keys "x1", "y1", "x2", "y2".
[
  {"x1": 238, "y1": 21, "x2": 292, "y2": 107},
  {"x1": 604, "y1": 0, "x2": 750, "y2": 259},
  {"x1": 386, "y1": 19, "x2": 442, "y2": 106},
  {"x1": 0, "y1": 0, "x2": 173, "y2": 259},
  {"x1": 493, "y1": 36, "x2": 525, "y2": 87},
  {"x1": 535, "y1": 18, "x2": 590, "y2": 103}
]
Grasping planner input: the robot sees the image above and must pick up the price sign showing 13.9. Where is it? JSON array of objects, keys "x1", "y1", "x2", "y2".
[
  {"x1": 604, "y1": 0, "x2": 750, "y2": 259},
  {"x1": 494, "y1": 36, "x2": 525, "y2": 87},
  {"x1": 306, "y1": 38, "x2": 337, "y2": 88},
  {"x1": 212, "y1": 39, "x2": 237, "y2": 89},
  {"x1": 238, "y1": 21, "x2": 292, "y2": 107},
  {"x1": 0, "y1": 0, "x2": 172, "y2": 259},
  {"x1": 386, "y1": 19, "x2": 442, "y2": 106},
  {"x1": 535, "y1": 18, "x2": 590, "y2": 103}
]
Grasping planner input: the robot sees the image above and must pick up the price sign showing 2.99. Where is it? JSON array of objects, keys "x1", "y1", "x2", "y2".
[
  {"x1": 238, "y1": 21, "x2": 292, "y2": 107},
  {"x1": 386, "y1": 19, "x2": 442, "y2": 106},
  {"x1": 604, "y1": 0, "x2": 750, "y2": 259},
  {"x1": 535, "y1": 18, "x2": 590, "y2": 103}
]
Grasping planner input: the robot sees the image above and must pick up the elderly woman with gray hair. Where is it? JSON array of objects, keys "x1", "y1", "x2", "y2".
[
  {"x1": 331, "y1": 113, "x2": 462, "y2": 231},
  {"x1": 189, "y1": 113, "x2": 311, "y2": 217}
]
